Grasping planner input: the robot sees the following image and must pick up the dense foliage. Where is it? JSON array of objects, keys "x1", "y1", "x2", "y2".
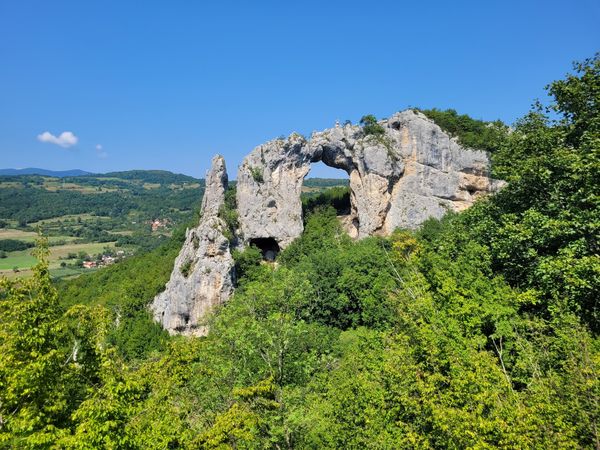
[
  {"x1": 0, "y1": 55, "x2": 598, "y2": 448},
  {"x1": 56, "y1": 222, "x2": 189, "y2": 360},
  {"x1": 458, "y1": 53, "x2": 599, "y2": 332},
  {"x1": 0, "y1": 238, "x2": 107, "y2": 447},
  {"x1": 302, "y1": 186, "x2": 350, "y2": 216},
  {"x1": 0, "y1": 239, "x2": 34, "y2": 252},
  {"x1": 418, "y1": 107, "x2": 509, "y2": 153}
]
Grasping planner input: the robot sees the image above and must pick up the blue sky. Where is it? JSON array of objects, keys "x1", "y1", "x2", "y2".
[{"x1": 0, "y1": 1, "x2": 598, "y2": 178}]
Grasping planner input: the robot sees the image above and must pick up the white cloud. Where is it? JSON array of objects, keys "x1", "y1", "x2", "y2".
[
  {"x1": 37, "y1": 131, "x2": 78, "y2": 148},
  {"x1": 96, "y1": 144, "x2": 108, "y2": 159}
]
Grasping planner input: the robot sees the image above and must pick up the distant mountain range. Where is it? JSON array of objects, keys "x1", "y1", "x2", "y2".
[{"x1": 0, "y1": 168, "x2": 93, "y2": 177}]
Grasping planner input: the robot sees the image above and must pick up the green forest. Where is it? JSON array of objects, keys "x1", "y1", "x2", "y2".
[
  {"x1": 0, "y1": 171, "x2": 204, "y2": 225},
  {"x1": 0, "y1": 55, "x2": 598, "y2": 449}
]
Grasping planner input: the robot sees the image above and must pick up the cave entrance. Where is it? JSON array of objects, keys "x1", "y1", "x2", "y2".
[{"x1": 249, "y1": 237, "x2": 280, "y2": 261}]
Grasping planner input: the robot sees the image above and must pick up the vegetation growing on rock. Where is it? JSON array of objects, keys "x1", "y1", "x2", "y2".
[
  {"x1": 417, "y1": 107, "x2": 509, "y2": 153},
  {"x1": 218, "y1": 186, "x2": 239, "y2": 242},
  {"x1": 249, "y1": 166, "x2": 264, "y2": 183},
  {"x1": 359, "y1": 114, "x2": 385, "y2": 136}
]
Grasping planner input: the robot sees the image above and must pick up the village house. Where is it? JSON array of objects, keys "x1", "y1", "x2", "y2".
[{"x1": 151, "y1": 218, "x2": 170, "y2": 232}]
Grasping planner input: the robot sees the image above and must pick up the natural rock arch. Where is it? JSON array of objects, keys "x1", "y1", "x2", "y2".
[
  {"x1": 236, "y1": 110, "x2": 501, "y2": 249},
  {"x1": 151, "y1": 110, "x2": 503, "y2": 335}
]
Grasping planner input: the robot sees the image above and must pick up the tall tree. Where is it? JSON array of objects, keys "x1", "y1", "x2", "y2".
[{"x1": 0, "y1": 237, "x2": 105, "y2": 448}]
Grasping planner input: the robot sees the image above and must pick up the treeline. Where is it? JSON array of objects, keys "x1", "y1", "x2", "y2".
[
  {"x1": 0, "y1": 55, "x2": 598, "y2": 448},
  {"x1": 303, "y1": 178, "x2": 349, "y2": 188},
  {"x1": 0, "y1": 239, "x2": 34, "y2": 252},
  {"x1": 95, "y1": 170, "x2": 201, "y2": 184}
]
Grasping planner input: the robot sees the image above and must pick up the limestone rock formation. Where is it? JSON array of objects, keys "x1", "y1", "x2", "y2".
[
  {"x1": 150, "y1": 155, "x2": 235, "y2": 336},
  {"x1": 236, "y1": 133, "x2": 314, "y2": 248},
  {"x1": 153, "y1": 110, "x2": 503, "y2": 335},
  {"x1": 237, "y1": 110, "x2": 502, "y2": 248},
  {"x1": 382, "y1": 111, "x2": 505, "y2": 232}
]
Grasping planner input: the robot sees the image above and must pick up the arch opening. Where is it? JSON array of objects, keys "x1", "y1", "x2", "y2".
[{"x1": 302, "y1": 161, "x2": 357, "y2": 237}]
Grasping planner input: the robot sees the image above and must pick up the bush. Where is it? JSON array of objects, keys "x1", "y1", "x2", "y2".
[
  {"x1": 180, "y1": 259, "x2": 193, "y2": 277},
  {"x1": 232, "y1": 245, "x2": 263, "y2": 282},
  {"x1": 250, "y1": 166, "x2": 264, "y2": 183},
  {"x1": 0, "y1": 239, "x2": 34, "y2": 252},
  {"x1": 417, "y1": 108, "x2": 508, "y2": 153},
  {"x1": 360, "y1": 114, "x2": 385, "y2": 136}
]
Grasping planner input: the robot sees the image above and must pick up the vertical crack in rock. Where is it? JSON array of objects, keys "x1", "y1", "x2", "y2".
[{"x1": 150, "y1": 155, "x2": 234, "y2": 336}]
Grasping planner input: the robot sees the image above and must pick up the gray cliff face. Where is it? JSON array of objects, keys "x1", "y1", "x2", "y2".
[
  {"x1": 382, "y1": 111, "x2": 504, "y2": 232},
  {"x1": 150, "y1": 155, "x2": 234, "y2": 336},
  {"x1": 153, "y1": 110, "x2": 503, "y2": 335},
  {"x1": 237, "y1": 110, "x2": 502, "y2": 247},
  {"x1": 236, "y1": 133, "x2": 314, "y2": 248}
]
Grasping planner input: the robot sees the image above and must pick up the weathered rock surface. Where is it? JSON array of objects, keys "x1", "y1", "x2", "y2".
[
  {"x1": 154, "y1": 110, "x2": 503, "y2": 335},
  {"x1": 382, "y1": 111, "x2": 505, "y2": 232},
  {"x1": 237, "y1": 110, "x2": 502, "y2": 247},
  {"x1": 236, "y1": 133, "x2": 314, "y2": 248},
  {"x1": 150, "y1": 155, "x2": 235, "y2": 336}
]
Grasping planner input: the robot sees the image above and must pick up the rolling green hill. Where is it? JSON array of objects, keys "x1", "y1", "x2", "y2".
[
  {"x1": 0, "y1": 172, "x2": 348, "y2": 279},
  {"x1": 0, "y1": 170, "x2": 204, "y2": 279}
]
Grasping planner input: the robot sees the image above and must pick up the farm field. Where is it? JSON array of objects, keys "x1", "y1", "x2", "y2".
[
  {"x1": 0, "y1": 241, "x2": 117, "y2": 279},
  {"x1": 0, "y1": 228, "x2": 77, "y2": 244},
  {"x1": 0, "y1": 265, "x2": 99, "y2": 280}
]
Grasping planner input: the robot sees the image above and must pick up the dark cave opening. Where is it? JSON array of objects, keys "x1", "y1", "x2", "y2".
[{"x1": 249, "y1": 237, "x2": 280, "y2": 261}]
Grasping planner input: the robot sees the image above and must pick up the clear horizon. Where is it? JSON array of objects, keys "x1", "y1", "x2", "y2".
[{"x1": 1, "y1": 0, "x2": 598, "y2": 178}]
